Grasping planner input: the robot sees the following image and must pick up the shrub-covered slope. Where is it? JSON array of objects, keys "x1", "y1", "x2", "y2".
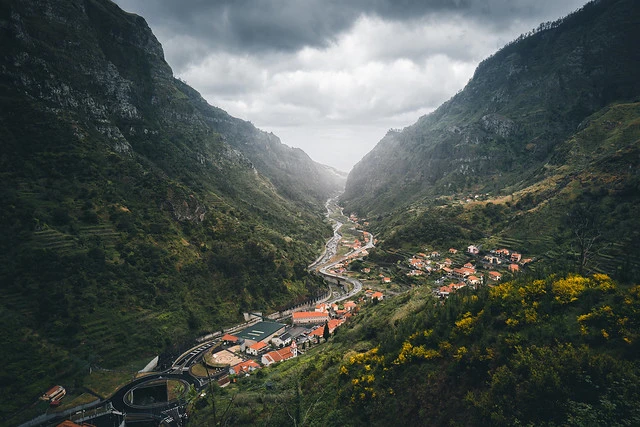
[{"x1": 196, "y1": 274, "x2": 640, "y2": 426}]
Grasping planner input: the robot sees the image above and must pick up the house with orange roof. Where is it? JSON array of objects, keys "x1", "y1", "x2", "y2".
[
  {"x1": 56, "y1": 421, "x2": 95, "y2": 427},
  {"x1": 371, "y1": 291, "x2": 384, "y2": 301},
  {"x1": 437, "y1": 282, "x2": 466, "y2": 297},
  {"x1": 315, "y1": 303, "x2": 328, "y2": 313},
  {"x1": 229, "y1": 359, "x2": 260, "y2": 376},
  {"x1": 510, "y1": 252, "x2": 522, "y2": 263},
  {"x1": 449, "y1": 248, "x2": 458, "y2": 254},
  {"x1": 343, "y1": 301, "x2": 357, "y2": 311},
  {"x1": 410, "y1": 258, "x2": 424, "y2": 268},
  {"x1": 509, "y1": 263, "x2": 520, "y2": 273},
  {"x1": 463, "y1": 262, "x2": 475, "y2": 270},
  {"x1": 292, "y1": 311, "x2": 329, "y2": 325},
  {"x1": 496, "y1": 248, "x2": 510, "y2": 257},
  {"x1": 452, "y1": 267, "x2": 475, "y2": 279},
  {"x1": 261, "y1": 342, "x2": 297, "y2": 366},
  {"x1": 246, "y1": 341, "x2": 269, "y2": 356},
  {"x1": 309, "y1": 326, "x2": 324, "y2": 339},
  {"x1": 488, "y1": 271, "x2": 502, "y2": 281},
  {"x1": 221, "y1": 333, "x2": 240, "y2": 345},
  {"x1": 382, "y1": 277, "x2": 391, "y2": 283},
  {"x1": 42, "y1": 385, "x2": 66, "y2": 403},
  {"x1": 467, "y1": 275, "x2": 481, "y2": 286}
]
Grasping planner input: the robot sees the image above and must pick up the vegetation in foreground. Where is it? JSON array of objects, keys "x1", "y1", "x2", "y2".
[{"x1": 190, "y1": 273, "x2": 640, "y2": 426}]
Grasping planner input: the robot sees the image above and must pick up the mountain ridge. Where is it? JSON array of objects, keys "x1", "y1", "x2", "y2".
[
  {"x1": 342, "y1": 0, "x2": 640, "y2": 215},
  {"x1": 0, "y1": 0, "x2": 342, "y2": 418}
]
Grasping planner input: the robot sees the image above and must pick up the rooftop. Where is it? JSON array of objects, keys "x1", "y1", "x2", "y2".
[{"x1": 235, "y1": 321, "x2": 287, "y2": 342}]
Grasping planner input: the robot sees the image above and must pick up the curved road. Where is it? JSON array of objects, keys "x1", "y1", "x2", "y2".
[
  {"x1": 28, "y1": 197, "x2": 372, "y2": 427},
  {"x1": 310, "y1": 196, "x2": 374, "y2": 304}
]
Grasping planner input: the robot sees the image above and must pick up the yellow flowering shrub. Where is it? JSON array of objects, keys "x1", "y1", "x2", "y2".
[
  {"x1": 552, "y1": 275, "x2": 589, "y2": 304},
  {"x1": 455, "y1": 310, "x2": 483, "y2": 335},
  {"x1": 394, "y1": 341, "x2": 440, "y2": 364}
]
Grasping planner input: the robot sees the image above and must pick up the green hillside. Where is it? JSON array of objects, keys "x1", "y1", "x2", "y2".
[
  {"x1": 342, "y1": 0, "x2": 640, "y2": 214},
  {"x1": 0, "y1": 0, "x2": 342, "y2": 418},
  {"x1": 369, "y1": 102, "x2": 640, "y2": 281},
  {"x1": 341, "y1": 0, "x2": 640, "y2": 282},
  {"x1": 190, "y1": 273, "x2": 640, "y2": 426}
]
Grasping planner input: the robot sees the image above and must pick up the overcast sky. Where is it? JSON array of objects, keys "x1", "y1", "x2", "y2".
[{"x1": 113, "y1": 0, "x2": 587, "y2": 172}]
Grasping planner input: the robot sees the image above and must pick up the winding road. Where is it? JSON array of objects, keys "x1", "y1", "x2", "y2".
[
  {"x1": 309, "y1": 196, "x2": 374, "y2": 304},
  {"x1": 26, "y1": 197, "x2": 373, "y2": 427}
]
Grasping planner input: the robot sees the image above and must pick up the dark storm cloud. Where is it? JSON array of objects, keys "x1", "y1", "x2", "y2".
[
  {"x1": 115, "y1": 0, "x2": 360, "y2": 53},
  {"x1": 114, "y1": 0, "x2": 586, "y2": 59},
  {"x1": 111, "y1": 0, "x2": 588, "y2": 171}
]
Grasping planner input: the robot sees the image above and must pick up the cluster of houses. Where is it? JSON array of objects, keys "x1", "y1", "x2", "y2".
[
  {"x1": 405, "y1": 245, "x2": 534, "y2": 298},
  {"x1": 327, "y1": 233, "x2": 371, "y2": 276},
  {"x1": 213, "y1": 299, "x2": 364, "y2": 378}
]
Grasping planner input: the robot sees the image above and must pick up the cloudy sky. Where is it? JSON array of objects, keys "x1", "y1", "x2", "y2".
[{"x1": 113, "y1": 0, "x2": 587, "y2": 172}]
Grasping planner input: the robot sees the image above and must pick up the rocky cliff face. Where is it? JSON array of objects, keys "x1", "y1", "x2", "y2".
[
  {"x1": 341, "y1": 0, "x2": 640, "y2": 215},
  {"x1": 2, "y1": 0, "x2": 342, "y2": 208}
]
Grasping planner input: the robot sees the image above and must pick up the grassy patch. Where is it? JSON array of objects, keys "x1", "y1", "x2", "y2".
[{"x1": 83, "y1": 370, "x2": 135, "y2": 399}]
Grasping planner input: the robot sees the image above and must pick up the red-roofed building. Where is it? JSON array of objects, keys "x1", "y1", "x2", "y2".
[
  {"x1": 371, "y1": 291, "x2": 384, "y2": 301},
  {"x1": 246, "y1": 341, "x2": 268, "y2": 356},
  {"x1": 510, "y1": 252, "x2": 522, "y2": 263},
  {"x1": 509, "y1": 263, "x2": 520, "y2": 273},
  {"x1": 221, "y1": 334, "x2": 240, "y2": 345},
  {"x1": 56, "y1": 421, "x2": 96, "y2": 427},
  {"x1": 41, "y1": 385, "x2": 66, "y2": 402},
  {"x1": 452, "y1": 267, "x2": 475, "y2": 278},
  {"x1": 315, "y1": 303, "x2": 328, "y2": 313},
  {"x1": 437, "y1": 282, "x2": 466, "y2": 297},
  {"x1": 489, "y1": 271, "x2": 502, "y2": 281},
  {"x1": 229, "y1": 359, "x2": 260, "y2": 375},
  {"x1": 292, "y1": 311, "x2": 329, "y2": 325},
  {"x1": 496, "y1": 248, "x2": 510, "y2": 257},
  {"x1": 261, "y1": 342, "x2": 298, "y2": 366},
  {"x1": 309, "y1": 326, "x2": 324, "y2": 339},
  {"x1": 343, "y1": 301, "x2": 357, "y2": 311}
]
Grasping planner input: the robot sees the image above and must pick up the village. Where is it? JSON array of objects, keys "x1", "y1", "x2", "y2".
[
  {"x1": 199, "y1": 290, "x2": 384, "y2": 381},
  {"x1": 190, "y1": 209, "x2": 539, "y2": 388},
  {"x1": 406, "y1": 245, "x2": 534, "y2": 297}
]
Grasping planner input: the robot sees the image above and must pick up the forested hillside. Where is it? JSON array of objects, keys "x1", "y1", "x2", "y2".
[
  {"x1": 341, "y1": 0, "x2": 640, "y2": 282},
  {"x1": 0, "y1": 0, "x2": 341, "y2": 417}
]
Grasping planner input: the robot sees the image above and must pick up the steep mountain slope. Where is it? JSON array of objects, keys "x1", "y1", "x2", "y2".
[
  {"x1": 0, "y1": 0, "x2": 341, "y2": 417},
  {"x1": 342, "y1": 0, "x2": 640, "y2": 215},
  {"x1": 375, "y1": 102, "x2": 640, "y2": 279},
  {"x1": 340, "y1": 0, "x2": 640, "y2": 281}
]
